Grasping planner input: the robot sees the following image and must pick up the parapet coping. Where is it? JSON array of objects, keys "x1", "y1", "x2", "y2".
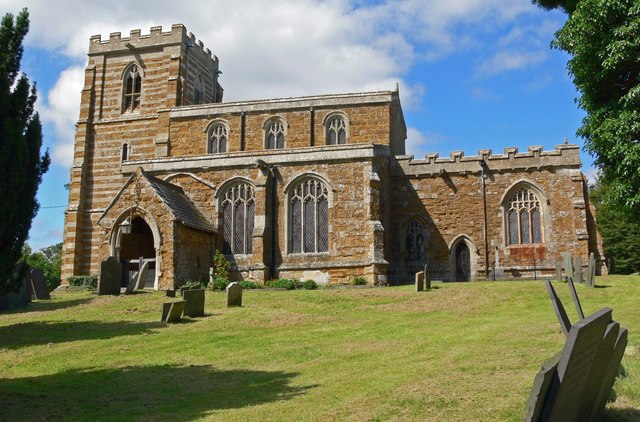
[
  {"x1": 169, "y1": 90, "x2": 399, "y2": 118},
  {"x1": 88, "y1": 24, "x2": 216, "y2": 61}
]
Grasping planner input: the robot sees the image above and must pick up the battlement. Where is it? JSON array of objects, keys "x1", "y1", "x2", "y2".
[
  {"x1": 396, "y1": 143, "x2": 581, "y2": 176},
  {"x1": 88, "y1": 24, "x2": 216, "y2": 61}
]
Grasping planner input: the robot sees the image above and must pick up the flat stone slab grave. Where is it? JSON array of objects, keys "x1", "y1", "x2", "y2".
[
  {"x1": 161, "y1": 301, "x2": 186, "y2": 323},
  {"x1": 226, "y1": 282, "x2": 242, "y2": 307},
  {"x1": 29, "y1": 268, "x2": 50, "y2": 300},
  {"x1": 183, "y1": 289, "x2": 205, "y2": 317},
  {"x1": 98, "y1": 256, "x2": 122, "y2": 296}
]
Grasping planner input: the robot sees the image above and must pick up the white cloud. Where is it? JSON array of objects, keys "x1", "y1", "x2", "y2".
[
  {"x1": 405, "y1": 127, "x2": 446, "y2": 157},
  {"x1": 475, "y1": 50, "x2": 547, "y2": 78},
  {"x1": 583, "y1": 166, "x2": 600, "y2": 185}
]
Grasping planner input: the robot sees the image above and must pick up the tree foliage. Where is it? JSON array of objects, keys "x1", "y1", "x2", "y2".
[
  {"x1": 590, "y1": 184, "x2": 640, "y2": 274},
  {"x1": 534, "y1": 0, "x2": 640, "y2": 213},
  {"x1": 21, "y1": 243, "x2": 62, "y2": 291},
  {"x1": 531, "y1": 0, "x2": 578, "y2": 14},
  {"x1": 0, "y1": 9, "x2": 50, "y2": 294}
]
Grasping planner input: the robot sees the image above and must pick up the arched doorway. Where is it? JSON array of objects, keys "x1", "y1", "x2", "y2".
[
  {"x1": 119, "y1": 216, "x2": 156, "y2": 288},
  {"x1": 454, "y1": 242, "x2": 471, "y2": 281}
]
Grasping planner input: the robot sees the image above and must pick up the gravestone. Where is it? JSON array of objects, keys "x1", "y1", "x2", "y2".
[
  {"x1": 567, "y1": 277, "x2": 585, "y2": 320},
  {"x1": 575, "y1": 256, "x2": 583, "y2": 284},
  {"x1": 226, "y1": 282, "x2": 242, "y2": 307},
  {"x1": 523, "y1": 353, "x2": 561, "y2": 422},
  {"x1": 161, "y1": 300, "x2": 186, "y2": 323},
  {"x1": 166, "y1": 289, "x2": 176, "y2": 297},
  {"x1": 424, "y1": 264, "x2": 431, "y2": 290},
  {"x1": 545, "y1": 281, "x2": 571, "y2": 336},
  {"x1": 1, "y1": 264, "x2": 32, "y2": 310},
  {"x1": 415, "y1": 271, "x2": 424, "y2": 292},
  {"x1": 590, "y1": 327, "x2": 628, "y2": 421},
  {"x1": 29, "y1": 268, "x2": 50, "y2": 300},
  {"x1": 183, "y1": 288, "x2": 205, "y2": 317},
  {"x1": 134, "y1": 261, "x2": 150, "y2": 290},
  {"x1": 563, "y1": 252, "x2": 574, "y2": 282},
  {"x1": 209, "y1": 267, "x2": 215, "y2": 288},
  {"x1": 586, "y1": 252, "x2": 596, "y2": 288},
  {"x1": 98, "y1": 256, "x2": 122, "y2": 296},
  {"x1": 125, "y1": 271, "x2": 138, "y2": 294},
  {"x1": 555, "y1": 263, "x2": 562, "y2": 282}
]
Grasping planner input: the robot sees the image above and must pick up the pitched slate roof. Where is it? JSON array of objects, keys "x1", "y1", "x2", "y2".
[{"x1": 143, "y1": 172, "x2": 214, "y2": 233}]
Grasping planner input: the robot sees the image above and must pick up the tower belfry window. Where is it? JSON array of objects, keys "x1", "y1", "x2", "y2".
[
  {"x1": 208, "y1": 124, "x2": 227, "y2": 153},
  {"x1": 265, "y1": 120, "x2": 285, "y2": 149},
  {"x1": 326, "y1": 115, "x2": 347, "y2": 145},
  {"x1": 123, "y1": 64, "x2": 142, "y2": 113}
]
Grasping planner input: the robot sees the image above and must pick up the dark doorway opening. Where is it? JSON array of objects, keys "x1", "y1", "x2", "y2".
[
  {"x1": 454, "y1": 241, "x2": 470, "y2": 282},
  {"x1": 120, "y1": 217, "x2": 156, "y2": 288}
]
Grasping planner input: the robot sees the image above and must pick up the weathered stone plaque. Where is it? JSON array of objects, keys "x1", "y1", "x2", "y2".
[
  {"x1": 161, "y1": 300, "x2": 186, "y2": 323},
  {"x1": 134, "y1": 261, "x2": 150, "y2": 290},
  {"x1": 29, "y1": 268, "x2": 50, "y2": 300},
  {"x1": 545, "y1": 281, "x2": 571, "y2": 336},
  {"x1": 183, "y1": 288, "x2": 205, "y2": 317},
  {"x1": 98, "y1": 256, "x2": 122, "y2": 296},
  {"x1": 415, "y1": 271, "x2": 424, "y2": 292},
  {"x1": 226, "y1": 282, "x2": 242, "y2": 307}
]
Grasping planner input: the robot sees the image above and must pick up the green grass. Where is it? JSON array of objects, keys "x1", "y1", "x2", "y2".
[{"x1": 1, "y1": 275, "x2": 639, "y2": 421}]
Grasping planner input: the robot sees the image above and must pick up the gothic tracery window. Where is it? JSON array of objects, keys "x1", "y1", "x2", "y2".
[
  {"x1": 289, "y1": 178, "x2": 329, "y2": 254},
  {"x1": 208, "y1": 124, "x2": 227, "y2": 154},
  {"x1": 265, "y1": 119, "x2": 285, "y2": 149},
  {"x1": 405, "y1": 220, "x2": 425, "y2": 263},
  {"x1": 506, "y1": 188, "x2": 543, "y2": 245},
  {"x1": 122, "y1": 64, "x2": 142, "y2": 113},
  {"x1": 326, "y1": 115, "x2": 347, "y2": 145},
  {"x1": 221, "y1": 182, "x2": 255, "y2": 255}
]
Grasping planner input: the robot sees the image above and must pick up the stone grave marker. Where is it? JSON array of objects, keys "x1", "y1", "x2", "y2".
[
  {"x1": 567, "y1": 277, "x2": 585, "y2": 320},
  {"x1": 134, "y1": 261, "x2": 150, "y2": 290},
  {"x1": 415, "y1": 271, "x2": 424, "y2": 292},
  {"x1": 166, "y1": 289, "x2": 176, "y2": 297},
  {"x1": 183, "y1": 288, "x2": 205, "y2": 317},
  {"x1": 424, "y1": 264, "x2": 431, "y2": 290},
  {"x1": 575, "y1": 256, "x2": 583, "y2": 284},
  {"x1": 523, "y1": 353, "x2": 561, "y2": 422},
  {"x1": 226, "y1": 282, "x2": 242, "y2": 307},
  {"x1": 125, "y1": 271, "x2": 138, "y2": 294},
  {"x1": 545, "y1": 281, "x2": 571, "y2": 336},
  {"x1": 161, "y1": 300, "x2": 186, "y2": 323},
  {"x1": 563, "y1": 252, "x2": 574, "y2": 282},
  {"x1": 590, "y1": 327, "x2": 628, "y2": 421},
  {"x1": 29, "y1": 268, "x2": 50, "y2": 300},
  {"x1": 586, "y1": 252, "x2": 596, "y2": 288},
  {"x1": 1, "y1": 264, "x2": 32, "y2": 310},
  {"x1": 98, "y1": 256, "x2": 122, "y2": 296},
  {"x1": 555, "y1": 263, "x2": 562, "y2": 282}
]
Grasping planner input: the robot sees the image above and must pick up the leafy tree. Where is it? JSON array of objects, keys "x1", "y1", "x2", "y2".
[
  {"x1": 0, "y1": 9, "x2": 50, "y2": 294},
  {"x1": 21, "y1": 243, "x2": 62, "y2": 291},
  {"x1": 591, "y1": 184, "x2": 640, "y2": 274},
  {"x1": 533, "y1": 0, "x2": 640, "y2": 214}
]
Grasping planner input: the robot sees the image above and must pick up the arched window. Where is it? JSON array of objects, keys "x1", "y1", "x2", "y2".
[
  {"x1": 265, "y1": 118, "x2": 285, "y2": 149},
  {"x1": 208, "y1": 124, "x2": 227, "y2": 154},
  {"x1": 121, "y1": 143, "x2": 129, "y2": 162},
  {"x1": 122, "y1": 64, "x2": 142, "y2": 113},
  {"x1": 506, "y1": 188, "x2": 543, "y2": 245},
  {"x1": 194, "y1": 75, "x2": 204, "y2": 105},
  {"x1": 289, "y1": 178, "x2": 329, "y2": 253},
  {"x1": 405, "y1": 220, "x2": 425, "y2": 263},
  {"x1": 221, "y1": 182, "x2": 255, "y2": 255},
  {"x1": 325, "y1": 114, "x2": 347, "y2": 145}
]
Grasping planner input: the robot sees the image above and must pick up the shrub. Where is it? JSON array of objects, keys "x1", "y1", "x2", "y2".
[
  {"x1": 302, "y1": 279, "x2": 317, "y2": 290},
  {"x1": 212, "y1": 250, "x2": 231, "y2": 280},
  {"x1": 239, "y1": 280, "x2": 261, "y2": 289},
  {"x1": 67, "y1": 275, "x2": 98, "y2": 289},
  {"x1": 181, "y1": 280, "x2": 204, "y2": 290},
  {"x1": 266, "y1": 278, "x2": 296, "y2": 290},
  {"x1": 351, "y1": 276, "x2": 367, "y2": 286},
  {"x1": 212, "y1": 277, "x2": 230, "y2": 291}
]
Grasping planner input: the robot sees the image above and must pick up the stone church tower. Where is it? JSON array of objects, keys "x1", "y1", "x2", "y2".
[{"x1": 62, "y1": 25, "x2": 604, "y2": 289}]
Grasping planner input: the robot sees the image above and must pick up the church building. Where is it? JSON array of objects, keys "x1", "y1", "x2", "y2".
[{"x1": 61, "y1": 24, "x2": 604, "y2": 289}]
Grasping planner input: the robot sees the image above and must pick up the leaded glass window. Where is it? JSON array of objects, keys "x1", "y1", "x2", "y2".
[
  {"x1": 289, "y1": 178, "x2": 329, "y2": 253},
  {"x1": 326, "y1": 115, "x2": 347, "y2": 145},
  {"x1": 405, "y1": 220, "x2": 425, "y2": 263},
  {"x1": 265, "y1": 120, "x2": 285, "y2": 149},
  {"x1": 208, "y1": 124, "x2": 227, "y2": 154},
  {"x1": 123, "y1": 64, "x2": 142, "y2": 113},
  {"x1": 221, "y1": 183, "x2": 255, "y2": 255},
  {"x1": 507, "y1": 188, "x2": 543, "y2": 245}
]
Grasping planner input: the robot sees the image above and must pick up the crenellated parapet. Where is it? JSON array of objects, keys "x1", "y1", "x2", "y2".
[
  {"x1": 394, "y1": 143, "x2": 582, "y2": 177},
  {"x1": 88, "y1": 24, "x2": 218, "y2": 63}
]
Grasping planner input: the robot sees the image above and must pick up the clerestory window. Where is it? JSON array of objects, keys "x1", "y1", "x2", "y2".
[
  {"x1": 208, "y1": 124, "x2": 227, "y2": 154},
  {"x1": 326, "y1": 115, "x2": 347, "y2": 145},
  {"x1": 122, "y1": 64, "x2": 142, "y2": 113},
  {"x1": 265, "y1": 119, "x2": 285, "y2": 149},
  {"x1": 221, "y1": 182, "x2": 255, "y2": 255},
  {"x1": 289, "y1": 178, "x2": 329, "y2": 254},
  {"x1": 506, "y1": 188, "x2": 543, "y2": 245}
]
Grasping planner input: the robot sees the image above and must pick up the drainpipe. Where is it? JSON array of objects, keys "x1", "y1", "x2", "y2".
[
  {"x1": 309, "y1": 107, "x2": 315, "y2": 146},
  {"x1": 268, "y1": 164, "x2": 278, "y2": 280},
  {"x1": 481, "y1": 160, "x2": 490, "y2": 279}
]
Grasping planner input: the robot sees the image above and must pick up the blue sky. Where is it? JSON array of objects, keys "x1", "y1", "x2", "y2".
[{"x1": 4, "y1": 0, "x2": 591, "y2": 250}]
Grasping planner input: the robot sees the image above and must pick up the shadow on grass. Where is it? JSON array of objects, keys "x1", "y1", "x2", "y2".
[
  {"x1": 1, "y1": 297, "x2": 95, "y2": 314},
  {"x1": 0, "y1": 364, "x2": 316, "y2": 421},
  {"x1": 0, "y1": 320, "x2": 160, "y2": 349},
  {"x1": 603, "y1": 407, "x2": 640, "y2": 421}
]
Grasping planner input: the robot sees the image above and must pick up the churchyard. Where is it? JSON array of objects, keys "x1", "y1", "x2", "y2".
[{"x1": 0, "y1": 276, "x2": 638, "y2": 421}]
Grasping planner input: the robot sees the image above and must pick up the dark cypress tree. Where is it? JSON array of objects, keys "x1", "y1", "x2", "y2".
[{"x1": 0, "y1": 9, "x2": 50, "y2": 294}]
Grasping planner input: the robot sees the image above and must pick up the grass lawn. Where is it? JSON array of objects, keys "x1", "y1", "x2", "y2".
[{"x1": 0, "y1": 275, "x2": 638, "y2": 421}]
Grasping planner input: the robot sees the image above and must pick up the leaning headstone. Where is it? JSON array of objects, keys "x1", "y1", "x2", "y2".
[
  {"x1": 134, "y1": 261, "x2": 150, "y2": 290},
  {"x1": 125, "y1": 271, "x2": 138, "y2": 294},
  {"x1": 563, "y1": 252, "x2": 574, "y2": 282},
  {"x1": 161, "y1": 300, "x2": 186, "y2": 323},
  {"x1": 523, "y1": 353, "x2": 561, "y2": 422},
  {"x1": 29, "y1": 268, "x2": 50, "y2": 300},
  {"x1": 98, "y1": 256, "x2": 122, "y2": 296},
  {"x1": 415, "y1": 271, "x2": 424, "y2": 292},
  {"x1": 183, "y1": 288, "x2": 205, "y2": 317},
  {"x1": 424, "y1": 264, "x2": 431, "y2": 290},
  {"x1": 545, "y1": 281, "x2": 571, "y2": 336},
  {"x1": 567, "y1": 277, "x2": 585, "y2": 320},
  {"x1": 226, "y1": 282, "x2": 243, "y2": 307},
  {"x1": 575, "y1": 256, "x2": 583, "y2": 284},
  {"x1": 586, "y1": 252, "x2": 596, "y2": 288},
  {"x1": 555, "y1": 263, "x2": 563, "y2": 282},
  {"x1": 590, "y1": 327, "x2": 628, "y2": 421}
]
